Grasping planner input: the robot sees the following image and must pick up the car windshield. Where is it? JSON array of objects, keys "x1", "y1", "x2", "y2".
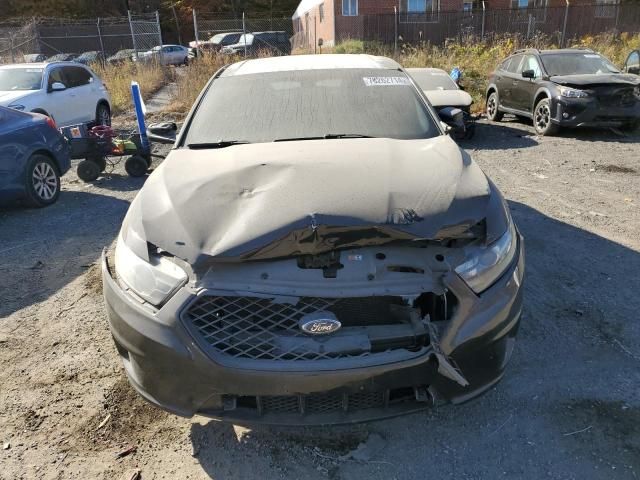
[
  {"x1": 211, "y1": 34, "x2": 227, "y2": 43},
  {"x1": 540, "y1": 53, "x2": 620, "y2": 76},
  {"x1": 408, "y1": 70, "x2": 458, "y2": 90},
  {"x1": 0, "y1": 68, "x2": 43, "y2": 91},
  {"x1": 236, "y1": 34, "x2": 254, "y2": 45},
  {"x1": 184, "y1": 68, "x2": 439, "y2": 145}
]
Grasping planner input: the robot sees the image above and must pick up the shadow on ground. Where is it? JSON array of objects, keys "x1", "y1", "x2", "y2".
[
  {"x1": 188, "y1": 201, "x2": 640, "y2": 480},
  {"x1": 0, "y1": 190, "x2": 131, "y2": 317}
]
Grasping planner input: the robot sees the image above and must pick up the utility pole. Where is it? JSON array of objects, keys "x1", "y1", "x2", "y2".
[{"x1": 171, "y1": 4, "x2": 183, "y2": 45}]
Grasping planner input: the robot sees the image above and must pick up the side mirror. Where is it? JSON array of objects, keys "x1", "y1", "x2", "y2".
[
  {"x1": 50, "y1": 82, "x2": 67, "y2": 92},
  {"x1": 438, "y1": 107, "x2": 464, "y2": 135},
  {"x1": 522, "y1": 69, "x2": 535, "y2": 79},
  {"x1": 628, "y1": 66, "x2": 640, "y2": 75},
  {"x1": 147, "y1": 122, "x2": 178, "y2": 144}
]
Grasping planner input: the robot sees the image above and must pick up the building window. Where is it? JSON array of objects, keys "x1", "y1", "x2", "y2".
[
  {"x1": 595, "y1": 0, "x2": 618, "y2": 18},
  {"x1": 406, "y1": 0, "x2": 438, "y2": 13},
  {"x1": 463, "y1": 0, "x2": 479, "y2": 12},
  {"x1": 342, "y1": 0, "x2": 358, "y2": 16},
  {"x1": 319, "y1": 3, "x2": 325, "y2": 22},
  {"x1": 408, "y1": 0, "x2": 426, "y2": 12},
  {"x1": 512, "y1": 0, "x2": 550, "y2": 7}
]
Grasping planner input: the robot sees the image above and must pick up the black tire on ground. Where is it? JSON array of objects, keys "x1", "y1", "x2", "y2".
[
  {"x1": 77, "y1": 160, "x2": 101, "y2": 182},
  {"x1": 486, "y1": 91, "x2": 503, "y2": 122},
  {"x1": 95, "y1": 102, "x2": 111, "y2": 126},
  {"x1": 533, "y1": 98, "x2": 560, "y2": 136},
  {"x1": 125, "y1": 155, "x2": 148, "y2": 177},
  {"x1": 463, "y1": 122, "x2": 476, "y2": 139},
  {"x1": 88, "y1": 155, "x2": 107, "y2": 172},
  {"x1": 24, "y1": 154, "x2": 60, "y2": 207}
]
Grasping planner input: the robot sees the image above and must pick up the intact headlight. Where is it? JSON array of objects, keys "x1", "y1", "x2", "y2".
[
  {"x1": 455, "y1": 221, "x2": 518, "y2": 294},
  {"x1": 559, "y1": 86, "x2": 589, "y2": 98},
  {"x1": 114, "y1": 233, "x2": 187, "y2": 306}
]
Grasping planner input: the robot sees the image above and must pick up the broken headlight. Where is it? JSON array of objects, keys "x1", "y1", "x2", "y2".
[
  {"x1": 114, "y1": 234, "x2": 187, "y2": 306},
  {"x1": 455, "y1": 221, "x2": 517, "y2": 294}
]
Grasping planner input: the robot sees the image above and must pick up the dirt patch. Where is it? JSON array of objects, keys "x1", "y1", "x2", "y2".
[
  {"x1": 83, "y1": 264, "x2": 103, "y2": 297},
  {"x1": 76, "y1": 377, "x2": 169, "y2": 451},
  {"x1": 596, "y1": 164, "x2": 638, "y2": 174}
]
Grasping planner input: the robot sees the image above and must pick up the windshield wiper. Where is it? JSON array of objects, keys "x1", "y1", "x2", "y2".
[
  {"x1": 274, "y1": 134, "x2": 374, "y2": 142},
  {"x1": 187, "y1": 140, "x2": 250, "y2": 149}
]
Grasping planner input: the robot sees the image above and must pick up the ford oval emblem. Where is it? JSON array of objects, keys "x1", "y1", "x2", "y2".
[{"x1": 299, "y1": 311, "x2": 341, "y2": 335}]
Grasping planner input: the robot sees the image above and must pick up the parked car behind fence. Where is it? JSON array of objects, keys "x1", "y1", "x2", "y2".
[
  {"x1": 221, "y1": 31, "x2": 291, "y2": 56},
  {"x1": 135, "y1": 45, "x2": 189, "y2": 66}
]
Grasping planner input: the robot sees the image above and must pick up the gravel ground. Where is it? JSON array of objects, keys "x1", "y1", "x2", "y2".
[{"x1": 0, "y1": 117, "x2": 639, "y2": 480}]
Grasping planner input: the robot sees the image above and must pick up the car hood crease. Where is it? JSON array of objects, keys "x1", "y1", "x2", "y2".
[{"x1": 126, "y1": 136, "x2": 491, "y2": 263}]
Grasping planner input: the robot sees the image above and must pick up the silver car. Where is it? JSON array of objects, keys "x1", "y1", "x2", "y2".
[{"x1": 103, "y1": 54, "x2": 524, "y2": 425}]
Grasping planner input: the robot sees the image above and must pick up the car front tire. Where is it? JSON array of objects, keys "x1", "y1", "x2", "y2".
[
  {"x1": 533, "y1": 98, "x2": 559, "y2": 136},
  {"x1": 486, "y1": 91, "x2": 503, "y2": 122},
  {"x1": 25, "y1": 154, "x2": 60, "y2": 207}
]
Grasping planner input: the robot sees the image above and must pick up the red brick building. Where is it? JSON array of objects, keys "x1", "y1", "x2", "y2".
[{"x1": 292, "y1": 0, "x2": 624, "y2": 49}]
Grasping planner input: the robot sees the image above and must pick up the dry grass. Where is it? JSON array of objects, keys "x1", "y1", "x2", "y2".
[
  {"x1": 168, "y1": 54, "x2": 231, "y2": 113},
  {"x1": 93, "y1": 60, "x2": 169, "y2": 116}
]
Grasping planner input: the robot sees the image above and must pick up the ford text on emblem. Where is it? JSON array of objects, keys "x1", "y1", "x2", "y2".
[{"x1": 299, "y1": 311, "x2": 341, "y2": 335}]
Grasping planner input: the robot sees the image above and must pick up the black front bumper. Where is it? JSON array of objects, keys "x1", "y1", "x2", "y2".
[
  {"x1": 553, "y1": 95, "x2": 640, "y2": 128},
  {"x1": 102, "y1": 238, "x2": 524, "y2": 425}
]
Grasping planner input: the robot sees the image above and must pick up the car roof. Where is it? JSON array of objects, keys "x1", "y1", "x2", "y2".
[
  {"x1": 0, "y1": 61, "x2": 93, "y2": 70},
  {"x1": 0, "y1": 62, "x2": 48, "y2": 69},
  {"x1": 222, "y1": 54, "x2": 402, "y2": 77}
]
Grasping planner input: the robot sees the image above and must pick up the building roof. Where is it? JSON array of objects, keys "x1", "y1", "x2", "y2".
[
  {"x1": 292, "y1": 0, "x2": 324, "y2": 19},
  {"x1": 221, "y1": 54, "x2": 402, "y2": 77}
]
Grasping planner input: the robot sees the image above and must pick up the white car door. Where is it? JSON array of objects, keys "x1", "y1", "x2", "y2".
[
  {"x1": 62, "y1": 66, "x2": 96, "y2": 124},
  {"x1": 41, "y1": 66, "x2": 78, "y2": 126}
]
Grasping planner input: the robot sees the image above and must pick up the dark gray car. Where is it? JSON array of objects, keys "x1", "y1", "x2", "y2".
[
  {"x1": 103, "y1": 54, "x2": 524, "y2": 425},
  {"x1": 486, "y1": 48, "x2": 640, "y2": 135}
]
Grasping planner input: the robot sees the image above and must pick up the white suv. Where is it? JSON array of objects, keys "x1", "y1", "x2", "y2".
[{"x1": 0, "y1": 62, "x2": 111, "y2": 127}]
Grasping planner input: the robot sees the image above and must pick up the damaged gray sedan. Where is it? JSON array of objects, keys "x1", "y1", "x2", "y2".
[{"x1": 103, "y1": 54, "x2": 524, "y2": 424}]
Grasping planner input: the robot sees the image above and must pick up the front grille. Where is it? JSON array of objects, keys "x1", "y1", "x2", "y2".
[
  {"x1": 183, "y1": 294, "x2": 429, "y2": 363},
  {"x1": 596, "y1": 87, "x2": 637, "y2": 107},
  {"x1": 240, "y1": 390, "x2": 389, "y2": 415}
]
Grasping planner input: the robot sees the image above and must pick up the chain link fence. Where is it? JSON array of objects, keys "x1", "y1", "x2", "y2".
[
  {"x1": 293, "y1": 2, "x2": 640, "y2": 51},
  {"x1": 192, "y1": 11, "x2": 294, "y2": 56},
  {"x1": 0, "y1": 13, "x2": 163, "y2": 64}
]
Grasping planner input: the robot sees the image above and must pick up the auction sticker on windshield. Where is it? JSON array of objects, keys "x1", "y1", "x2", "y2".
[{"x1": 363, "y1": 76, "x2": 411, "y2": 86}]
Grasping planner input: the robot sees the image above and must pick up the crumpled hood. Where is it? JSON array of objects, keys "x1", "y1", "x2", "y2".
[
  {"x1": 424, "y1": 89, "x2": 473, "y2": 108},
  {"x1": 0, "y1": 90, "x2": 32, "y2": 106},
  {"x1": 551, "y1": 73, "x2": 640, "y2": 87},
  {"x1": 123, "y1": 136, "x2": 493, "y2": 264}
]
